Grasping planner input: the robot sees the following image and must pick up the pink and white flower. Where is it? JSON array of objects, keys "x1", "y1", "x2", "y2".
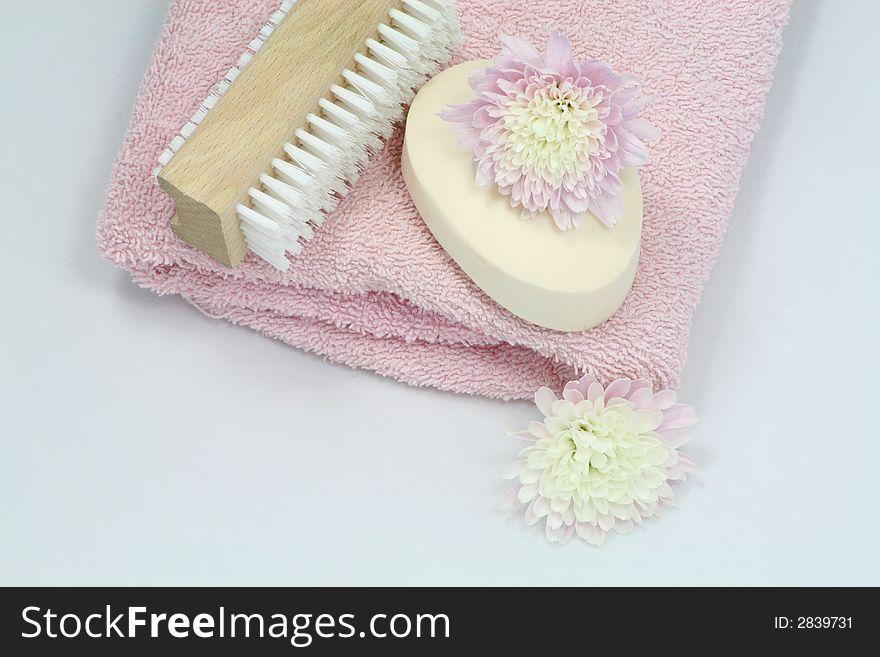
[
  {"x1": 502, "y1": 374, "x2": 696, "y2": 545},
  {"x1": 441, "y1": 32, "x2": 658, "y2": 230}
]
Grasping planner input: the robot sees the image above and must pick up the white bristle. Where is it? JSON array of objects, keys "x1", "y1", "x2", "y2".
[
  {"x1": 272, "y1": 158, "x2": 334, "y2": 215},
  {"x1": 283, "y1": 143, "x2": 346, "y2": 202},
  {"x1": 249, "y1": 188, "x2": 296, "y2": 224},
  {"x1": 242, "y1": 229, "x2": 287, "y2": 259},
  {"x1": 240, "y1": 225, "x2": 282, "y2": 254},
  {"x1": 406, "y1": 0, "x2": 460, "y2": 57},
  {"x1": 307, "y1": 114, "x2": 352, "y2": 147},
  {"x1": 342, "y1": 69, "x2": 404, "y2": 131},
  {"x1": 366, "y1": 38, "x2": 419, "y2": 93},
  {"x1": 390, "y1": 9, "x2": 432, "y2": 40},
  {"x1": 296, "y1": 129, "x2": 341, "y2": 163},
  {"x1": 243, "y1": 190, "x2": 312, "y2": 241},
  {"x1": 283, "y1": 142, "x2": 324, "y2": 175},
  {"x1": 237, "y1": 204, "x2": 283, "y2": 235},
  {"x1": 354, "y1": 53, "x2": 398, "y2": 88},
  {"x1": 427, "y1": 0, "x2": 462, "y2": 31},
  {"x1": 391, "y1": 10, "x2": 445, "y2": 77},
  {"x1": 357, "y1": 53, "x2": 410, "y2": 116},
  {"x1": 377, "y1": 24, "x2": 421, "y2": 61},
  {"x1": 319, "y1": 99, "x2": 382, "y2": 156},
  {"x1": 342, "y1": 70, "x2": 392, "y2": 108},
  {"x1": 405, "y1": 0, "x2": 441, "y2": 21},
  {"x1": 330, "y1": 84, "x2": 375, "y2": 116},
  {"x1": 272, "y1": 158, "x2": 312, "y2": 190},
  {"x1": 240, "y1": 226, "x2": 287, "y2": 262},
  {"x1": 156, "y1": 0, "x2": 461, "y2": 267},
  {"x1": 242, "y1": 237, "x2": 291, "y2": 271},
  {"x1": 237, "y1": 205, "x2": 292, "y2": 270},
  {"x1": 297, "y1": 128, "x2": 358, "y2": 192},
  {"x1": 318, "y1": 98, "x2": 359, "y2": 129},
  {"x1": 293, "y1": 218, "x2": 314, "y2": 241},
  {"x1": 366, "y1": 38, "x2": 408, "y2": 69},
  {"x1": 238, "y1": 197, "x2": 309, "y2": 251},
  {"x1": 330, "y1": 84, "x2": 394, "y2": 140},
  {"x1": 309, "y1": 114, "x2": 364, "y2": 171},
  {"x1": 399, "y1": 0, "x2": 458, "y2": 72},
  {"x1": 260, "y1": 174, "x2": 309, "y2": 210}
]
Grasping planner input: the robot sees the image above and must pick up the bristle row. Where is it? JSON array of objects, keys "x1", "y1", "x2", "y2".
[
  {"x1": 155, "y1": 0, "x2": 460, "y2": 271},
  {"x1": 238, "y1": 0, "x2": 459, "y2": 271}
]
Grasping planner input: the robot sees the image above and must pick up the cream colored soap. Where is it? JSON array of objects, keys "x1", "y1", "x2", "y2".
[{"x1": 402, "y1": 60, "x2": 643, "y2": 332}]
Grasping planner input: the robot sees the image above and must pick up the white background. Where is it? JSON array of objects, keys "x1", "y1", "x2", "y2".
[{"x1": 1, "y1": 0, "x2": 877, "y2": 585}]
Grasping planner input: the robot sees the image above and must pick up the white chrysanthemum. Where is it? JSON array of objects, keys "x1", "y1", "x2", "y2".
[
  {"x1": 440, "y1": 32, "x2": 659, "y2": 230},
  {"x1": 502, "y1": 374, "x2": 696, "y2": 545}
]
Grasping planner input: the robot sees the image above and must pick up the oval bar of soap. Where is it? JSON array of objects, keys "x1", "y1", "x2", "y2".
[{"x1": 402, "y1": 61, "x2": 643, "y2": 332}]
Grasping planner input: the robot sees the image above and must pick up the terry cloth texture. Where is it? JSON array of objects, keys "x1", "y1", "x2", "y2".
[{"x1": 97, "y1": 0, "x2": 791, "y2": 400}]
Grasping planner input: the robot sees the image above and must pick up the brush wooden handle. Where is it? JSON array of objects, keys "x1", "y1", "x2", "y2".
[{"x1": 159, "y1": 0, "x2": 402, "y2": 267}]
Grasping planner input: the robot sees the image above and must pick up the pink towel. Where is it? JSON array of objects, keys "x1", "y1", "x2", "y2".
[{"x1": 97, "y1": 0, "x2": 790, "y2": 400}]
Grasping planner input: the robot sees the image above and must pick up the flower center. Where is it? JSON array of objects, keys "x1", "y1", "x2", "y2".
[
  {"x1": 535, "y1": 403, "x2": 672, "y2": 509},
  {"x1": 500, "y1": 79, "x2": 605, "y2": 187}
]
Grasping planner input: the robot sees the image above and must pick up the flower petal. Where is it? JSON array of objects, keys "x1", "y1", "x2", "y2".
[
  {"x1": 659, "y1": 404, "x2": 698, "y2": 430},
  {"x1": 534, "y1": 387, "x2": 557, "y2": 417},
  {"x1": 437, "y1": 102, "x2": 478, "y2": 123},
  {"x1": 604, "y1": 378, "x2": 631, "y2": 400},
  {"x1": 533, "y1": 495, "x2": 551, "y2": 518},
  {"x1": 544, "y1": 32, "x2": 578, "y2": 79},
  {"x1": 527, "y1": 421, "x2": 552, "y2": 440},
  {"x1": 517, "y1": 483, "x2": 539, "y2": 503},
  {"x1": 652, "y1": 389, "x2": 677, "y2": 410},
  {"x1": 628, "y1": 386, "x2": 654, "y2": 409},
  {"x1": 519, "y1": 468, "x2": 542, "y2": 485},
  {"x1": 627, "y1": 379, "x2": 652, "y2": 396},
  {"x1": 572, "y1": 373, "x2": 597, "y2": 392},
  {"x1": 587, "y1": 382, "x2": 605, "y2": 402},
  {"x1": 546, "y1": 520, "x2": 575, "y2": 544},
  {"x1": 562, "y1": 387, "x2": 585, "y2": 404},
  {"x1": 598, "y1": 513, "x2": 615, "y2": 531},
  {"x1": 499, "y1": 32, "x2": 542, "y2": 66},
  {"x1": 660, "y1": 426, "x2": 692, "y2": 448},
  {"x1": 667, "y1": 452, "x2": 695, "y2": 480},
  {"x1": 590, "y1": 191, "x2": 622, "y2": 227},
  {"x1": 614, "y1": 519, "x2": 635, "y2": 535},
  {"x1": 626, "y1": 117, "x2": 661, "y2": 142},
  {"x1": 576, "y1": 522, "x2": 606, "y2": 546},
  {"x1": 507, "y1": 429, "x2": 537, "y2": 442},
  {"x1": 524, "y1": 499, "x2": 541, "y2": 526}
]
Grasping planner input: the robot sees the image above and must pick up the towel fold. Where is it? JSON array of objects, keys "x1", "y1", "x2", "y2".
[{"x1": 97, "y1": 0, "x2": 790, "y2": 399}]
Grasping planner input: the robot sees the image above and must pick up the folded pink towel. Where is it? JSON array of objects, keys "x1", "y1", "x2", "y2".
[{"x1": 97, "y1": 0, "x2": 790, "y2": 399}]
